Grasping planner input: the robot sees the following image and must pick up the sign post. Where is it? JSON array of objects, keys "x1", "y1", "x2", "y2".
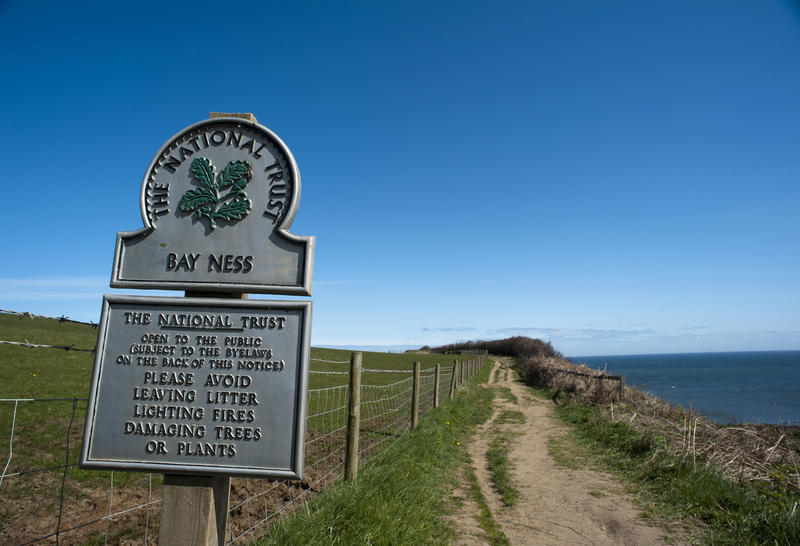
[{"x1": 80, "y1": 113, "x2": 314, "y2": 545}]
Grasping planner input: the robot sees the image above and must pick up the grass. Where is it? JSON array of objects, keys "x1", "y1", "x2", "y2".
[
  {"x1": 308, "y1": 347, "x2": 472, "y2": 389},
  {"x1": 495, "y1": 386, "x2": 517, "y2": 404},
  {"x1": 465, "y1": 465, "x2": 510, "y2": 546},
  {"x1": 495, "y1": 410, "x2": 525, "y2": 424},
  {"x1": 487, "y1": 432, "x2": 518, "y2": 507},
  {"x1": 259, "y1": 362, "x2": 496, "y2": 545},
  {"x1": 0, "y1": 312, "x2": 481, "y2": 543},
  {"x1": 549, "y1": 396, "x2": 800, "y2": 545},
  {"x1": 0, "y1": 313, "x2": 97, "y2": 399}
]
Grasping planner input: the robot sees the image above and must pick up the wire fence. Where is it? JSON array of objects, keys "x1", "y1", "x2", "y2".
[
  {"x1": 0, "y1": 309, "x2": 98, "y2": 328},
  {"x1": 0, "y1": 339, "x2": 96, "y2": 353},
  {"x1": 0, "y1": 311, "x2": 487, "y2": 545}
]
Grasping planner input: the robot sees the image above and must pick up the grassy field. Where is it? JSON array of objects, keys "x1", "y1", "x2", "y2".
[
  {"x1": 0, "y1": 312, "x2": 479, "y2": 544},
  {"x1": 0, "y1": 313, "x2": 472, "y2": 397}
]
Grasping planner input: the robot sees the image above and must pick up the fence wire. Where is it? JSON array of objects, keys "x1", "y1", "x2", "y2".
[
  {"x1": 359, "y1": 377, "x2": 415, "y2": 460},
  {"x1": 0, "y1": 309, "x2": 97, "y2": 328},
  {"x1": 0, "y1": 398, "x2": 163, "y2": 545},
  {"x1": 0, "y1": 351, "x2": 483, "y2": 545},
  {"x1": 226, "y1": 381, "x2": 350, "y2": 543},
  {"x1": 0, "y1": 339, "x2": 96, "y2": 353}
]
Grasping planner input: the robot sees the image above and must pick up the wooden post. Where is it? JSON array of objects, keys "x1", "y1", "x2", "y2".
[
  {"x1": 345, "y1": 352, "x2": 362, "y2": 481},
  {"x1": 159, "y1": 475, "x2": 229, "y2": 546},
  {"x1": 433, "y1": 364, "x2": 441, "y2": 408},
  {"x1": 411, "y1": 362, "x2": 421, "y2": 429},
  {"x1": 619, "y1": 374, "x2": 625, "y2": 401},
  {"x1": 449, "y1": 362, "x2": 457, "y2": 399}
]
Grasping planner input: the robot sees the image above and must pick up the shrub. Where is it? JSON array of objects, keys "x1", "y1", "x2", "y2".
[{"x1": 429, "y1": 336, "x2": 562, "y2": 359}]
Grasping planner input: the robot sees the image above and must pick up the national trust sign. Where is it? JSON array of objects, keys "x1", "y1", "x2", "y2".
[{"x1": 81, "y1": 117, "x2": 315, "y2": 478}]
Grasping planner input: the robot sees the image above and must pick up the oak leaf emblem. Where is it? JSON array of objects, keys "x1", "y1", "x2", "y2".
[{"x1": 178, "y1": 158, "x2": 253, "y2": 229}]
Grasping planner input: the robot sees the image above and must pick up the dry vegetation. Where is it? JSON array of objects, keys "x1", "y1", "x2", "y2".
[{"x1": 515, "y1": 351, "x2": 800, "y2": 496}]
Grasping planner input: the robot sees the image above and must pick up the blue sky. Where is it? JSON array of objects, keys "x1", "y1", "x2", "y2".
[{"x1": 1, "y1": 1, "x2": 799, "y2": 356}]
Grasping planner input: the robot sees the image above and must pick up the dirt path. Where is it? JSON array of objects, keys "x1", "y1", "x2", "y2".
[{"x1": 451, "y1": 358, "x2": 685, "y2": 545}]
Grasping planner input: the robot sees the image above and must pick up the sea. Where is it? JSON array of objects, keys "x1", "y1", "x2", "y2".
[{"x1": 569, "y1": 351, "x2": 800, "y2": 425}]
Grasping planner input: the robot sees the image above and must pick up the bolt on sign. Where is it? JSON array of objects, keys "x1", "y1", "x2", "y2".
[{"x1": 81, "y1": 116, "x2": 314, "y2": 478}]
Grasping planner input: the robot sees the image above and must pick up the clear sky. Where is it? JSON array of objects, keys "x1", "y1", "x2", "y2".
[{"x1": 1, "y1": 1, "x2": 798, "y2": 356}]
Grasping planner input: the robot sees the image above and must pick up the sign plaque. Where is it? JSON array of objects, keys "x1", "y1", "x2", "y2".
[
  {"x1": 81, "y1": 295, "x2": 311, "y2": 478},
  {"x1": 111, "y1": 117, "x2": 314, "y2": 295}
]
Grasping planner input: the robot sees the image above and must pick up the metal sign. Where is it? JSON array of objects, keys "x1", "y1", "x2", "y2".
[
  {"x1": 111, "y1": 117, "x2": 314, "y2": 295},
  {"x1": 80, "y1": 295, "x2": 311, "y2": 478}
]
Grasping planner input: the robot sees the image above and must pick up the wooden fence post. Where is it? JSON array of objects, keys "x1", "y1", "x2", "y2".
[
  {"x1": 345, "y1": 352, "x2": 362, "y2": 481},
  {"x1": 433, "y1": 364, "x2": 441, "y2": 408},
  {"x1": 159, "y1": 475, "x2": 229, "y2": 546},
  {"x1": 619, "y1": 374, "x2": 625, "y2": 402},
  {"x1": 411, "y1": 362, "x2": 421, "y2": 430},
  {"x1": 449, "y1": 361, "x2": 457, "y2": 399}
]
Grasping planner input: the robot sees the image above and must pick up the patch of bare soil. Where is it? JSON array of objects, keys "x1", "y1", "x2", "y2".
[{"x1": 453, "y1": 358, "x2": 687, "y2": 545}]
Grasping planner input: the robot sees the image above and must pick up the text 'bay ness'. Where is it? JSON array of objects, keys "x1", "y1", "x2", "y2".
[{"x1": 572, "y1": 351, "x2": 800, "y2": 425}]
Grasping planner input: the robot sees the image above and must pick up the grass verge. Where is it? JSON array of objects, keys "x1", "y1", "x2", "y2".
[
  {"x1": 465, "y1": 465, "x2": 509, "y2": 545},
  {"x1": 259, "y1": 363, "x2": 495, "y2": 545},
  {"x1": 487, "y1": 432, "x2": 518, "y2": 507},
  {"x1": 495, "y1": 386, "x2": 517, "y2": 404},
  {"x1": 550, "y1": 397, "x2": 800, "y2": 545}
]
